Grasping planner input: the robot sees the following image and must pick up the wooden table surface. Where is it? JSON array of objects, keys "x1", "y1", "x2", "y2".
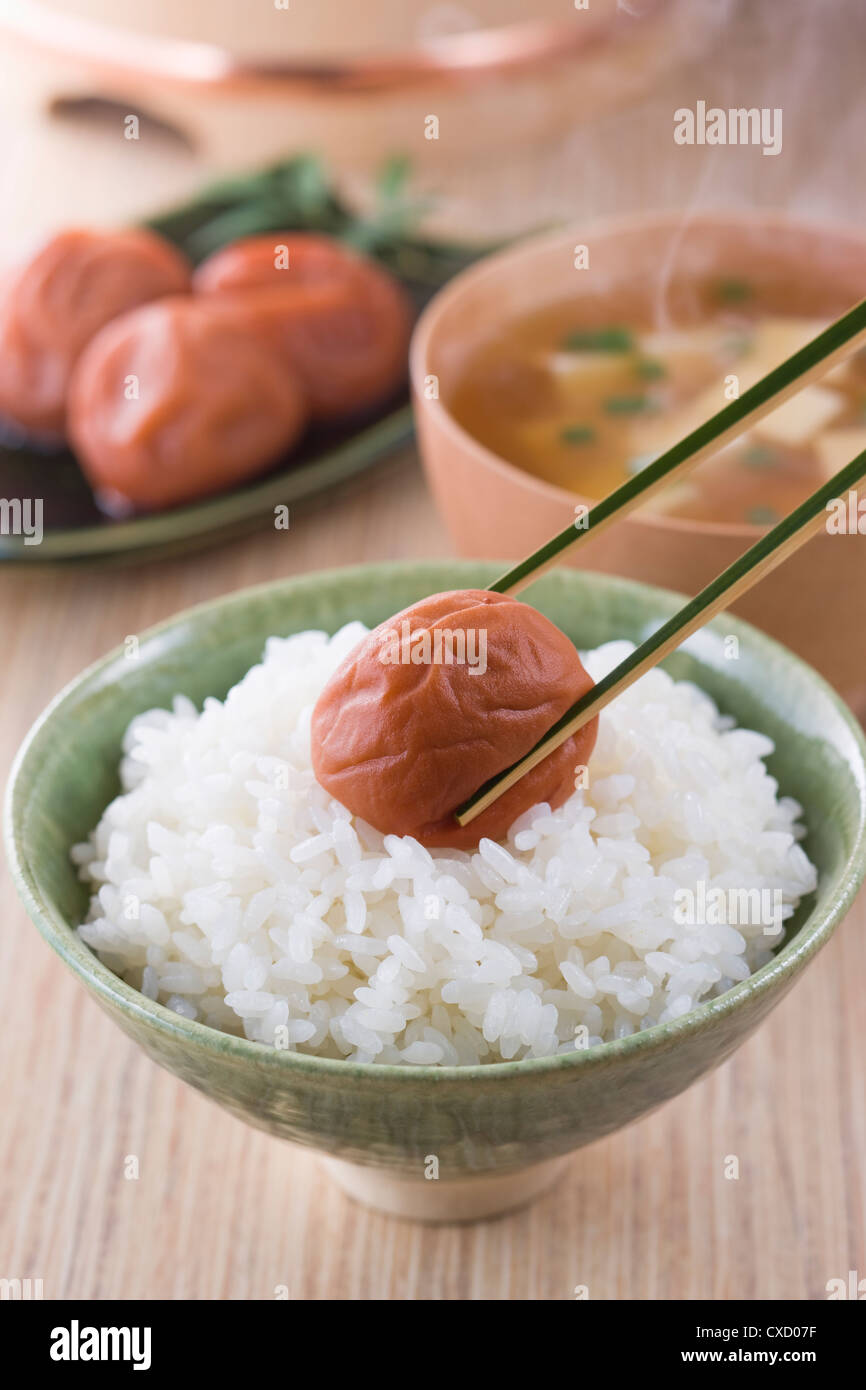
[{"x1": 2, "y1": 0, "x2": 866, "y2": 1302}]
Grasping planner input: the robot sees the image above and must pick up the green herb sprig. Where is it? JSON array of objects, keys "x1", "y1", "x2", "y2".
[{"x1": 146, "y1": 154, "x2": 495, "y2": 295}]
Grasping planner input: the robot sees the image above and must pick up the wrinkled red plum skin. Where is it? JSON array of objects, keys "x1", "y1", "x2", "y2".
[
  {"x1": 194, "y1": 232, "x2": 412, "y2": 421},
  {"x1": 0, "y1": 227, "x2": 191, "y2": 435},
  {"x1": 311, "y1": 590, "x2": 598, "y2": 849},
  {"x1": 68, "y1": 297, "x2": 309, "y2": 511},
  {"x1": 194, "y1": 232, "x2": 359, "y2": 295}
]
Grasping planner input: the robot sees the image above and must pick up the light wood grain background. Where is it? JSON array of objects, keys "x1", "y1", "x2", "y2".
[{"x1": 1, "y1": 0, "x2": 865, "y2": 1301}]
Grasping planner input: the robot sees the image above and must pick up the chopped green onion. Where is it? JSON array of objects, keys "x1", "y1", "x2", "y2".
[
  {"x1": 635, "y1": 358, "x2": 666, "y2": 381},
  {"x1": 742, "y1": 444, "x2": 778, "y2": 470},
  {"x1": 723, "y1": 332, "x2": 754, "y2": 358},
  {"x1": 562, "y1": 326, "x2": 634, "y2": 353},
  {"x1": 603, "y1": 394, "x2": 655, "y2": 415},
  {"x1": 716, "y1": 278, "x2": 753, "y2": 304},
  {"x1": 746, "y1": 505, "x2": 780, "y2": 526},
  {"x1": 559, "y1": 425, "x2": 596, "y2": 445}
]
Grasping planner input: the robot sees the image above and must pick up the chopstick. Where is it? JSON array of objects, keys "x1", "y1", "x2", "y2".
[
  {"x1": 488, "y1": 295, "x2": 866, "y2": 597},
  {"x1": 453, "y1": 291, "x2": 866, "y2": 831},
  {"x1": 457, "y1": 448, "x2": 866, "y2": 827}
]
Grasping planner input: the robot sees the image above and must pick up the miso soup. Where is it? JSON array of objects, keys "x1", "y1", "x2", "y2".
[{"x1": 449, "y1": 275, "x2": 866, "y2": 527}]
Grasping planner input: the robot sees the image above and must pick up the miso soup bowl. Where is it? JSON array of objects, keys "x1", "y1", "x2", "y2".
[
  {"x1": 6, "y1": 562, "x2": 866, "y2": 1221},
  {"x1": 410, "y1": 213, "x2": 866, "y2": 712}
]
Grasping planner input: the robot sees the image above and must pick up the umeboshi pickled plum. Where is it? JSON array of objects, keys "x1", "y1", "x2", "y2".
[
  {"x1": 194, "y1": 232, "x2": 412, "y2": 421},
  {"x1": 0, "y1": 227, "x2": 190, "y2": 436},
  {"x1": 311, "y1": 590, "x2": 598, "y2": 849},
  {"x1": 193, "y1": 231, "x2": 360, "y2": 295},
  {"x1": 67, "y1": 297, "x2": 308, "y2": 511}
]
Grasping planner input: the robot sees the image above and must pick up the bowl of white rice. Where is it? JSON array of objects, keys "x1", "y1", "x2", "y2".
[{"x1": 6, "y1": 562, "x2": 866, "y2": 1220}]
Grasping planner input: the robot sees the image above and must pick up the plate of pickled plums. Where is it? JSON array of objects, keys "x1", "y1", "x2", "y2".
[{"x1": 0, "y1": 159, "x2": 478, "y2": 561}]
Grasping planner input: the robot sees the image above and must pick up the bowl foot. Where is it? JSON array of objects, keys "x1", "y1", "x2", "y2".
[{"x1": 321, "y1": 1153, "x2": 570, "y2": 1223}]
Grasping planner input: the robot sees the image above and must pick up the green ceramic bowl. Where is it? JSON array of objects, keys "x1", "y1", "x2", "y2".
[{"x1": 6, "y1": 562, "x2": 866, "y2": 1220}]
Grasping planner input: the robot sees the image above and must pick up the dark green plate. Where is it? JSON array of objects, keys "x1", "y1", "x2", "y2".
[
  {"x1": 0, "y1": 406, "x2": 413, "y2": 564},
  {"x1": 0, "y1": 157, "x2": 487, "y2": 564}
]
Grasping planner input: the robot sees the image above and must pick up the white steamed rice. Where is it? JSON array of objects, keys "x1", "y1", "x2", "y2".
[{"x1": 72, "y1": 627, "x2": 817, "y2": 1066}]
